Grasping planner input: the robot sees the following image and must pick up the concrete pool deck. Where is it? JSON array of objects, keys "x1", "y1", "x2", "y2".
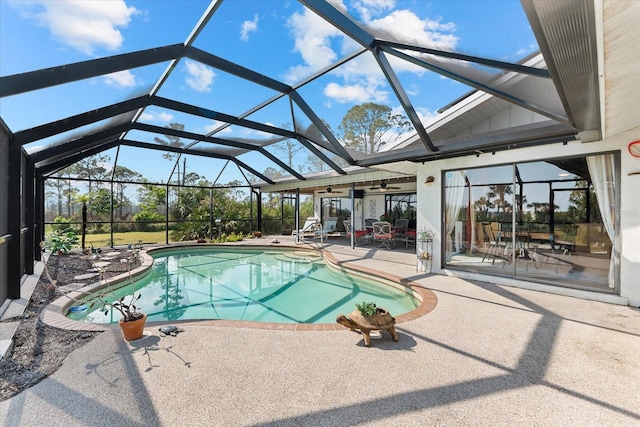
[{"x1": 2, "y1": 236, "x2": 640, "y2": 426}]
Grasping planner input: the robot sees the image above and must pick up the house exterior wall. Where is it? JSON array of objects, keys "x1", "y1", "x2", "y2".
[
  {"x1": 416, "y1": 127, "x2": 640, "y2": 306},
  {"x1": 414, "y1": 0, "x2": 640, "y2": 306}
]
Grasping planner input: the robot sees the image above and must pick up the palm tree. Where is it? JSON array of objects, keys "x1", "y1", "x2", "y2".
[{"x1": 488, "y1": 184, "x2": 513, "y2": 214}]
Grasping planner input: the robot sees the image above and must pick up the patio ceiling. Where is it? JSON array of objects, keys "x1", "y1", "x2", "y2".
[{"x1": 0, "y1": 0, "x2": 599, "y2": 187}]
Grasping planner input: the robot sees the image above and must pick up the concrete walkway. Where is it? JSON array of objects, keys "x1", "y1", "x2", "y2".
[{"x1": 2, "y1": 238, "x2": 639, "y2": 426}]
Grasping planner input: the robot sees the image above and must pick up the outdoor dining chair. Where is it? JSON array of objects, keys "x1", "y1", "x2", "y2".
[
  {"x1": 344, "y1": 220, "x2": 370, "y2": 246},
  {"x1": 372, "y1": 221, "x2": 396, "y2": 249}
]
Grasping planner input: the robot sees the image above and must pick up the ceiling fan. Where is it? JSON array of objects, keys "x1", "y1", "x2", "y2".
[
  {"x1": 317, "y1": 186, "x2": 345, "y2": 194},
  {"x1": 369, "y1": 180, "x2": 401, "y2": 192}
]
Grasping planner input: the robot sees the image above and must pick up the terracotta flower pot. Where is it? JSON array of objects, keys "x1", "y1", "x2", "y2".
[{"x1": 119, "y1": 313, "x2": 147, "y2": 341}]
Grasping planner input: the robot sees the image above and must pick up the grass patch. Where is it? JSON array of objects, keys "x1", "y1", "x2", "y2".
[{"x1": 83, "y1": 231, "x2": 167, "y2": 247}]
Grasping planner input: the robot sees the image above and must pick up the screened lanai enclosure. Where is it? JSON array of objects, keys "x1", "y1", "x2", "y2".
[{"x1": 2, "y1": 0, "x2": 624, "y2": 305}]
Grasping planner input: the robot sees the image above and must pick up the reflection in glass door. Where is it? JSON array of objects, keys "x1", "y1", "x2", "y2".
[{"x1": 444, "y1": 154, "x2": 618, "y2": 292}]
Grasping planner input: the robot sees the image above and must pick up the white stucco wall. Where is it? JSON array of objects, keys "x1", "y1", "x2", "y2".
[{"x1": 416, "y1": 127, "x2": 640, "y2": 306}]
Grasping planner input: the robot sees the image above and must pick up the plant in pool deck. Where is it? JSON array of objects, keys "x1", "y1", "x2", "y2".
[
  {"x1": 211, "y1": 231, "x2": 244, "y2": 243},
  {"x1": 337, "y1": 301, "x2": 399, "y2": 347},
  {"x1": 88, "y1": 252, "x2": 145, "y2": 323},
  {"x1": 45, "y1": 249, "x2": 147, "y2": 341},
  {"x1": 43, "y1": 228, "x2": 79, "y2": 254},
  {"x1": 356, "y1": 301, "x2": 378, "y2": 316}
]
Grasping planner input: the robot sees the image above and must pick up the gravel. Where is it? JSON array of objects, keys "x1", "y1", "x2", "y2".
[{"x1": 0, "y1": 249, "x2": 141, "y2": 401}]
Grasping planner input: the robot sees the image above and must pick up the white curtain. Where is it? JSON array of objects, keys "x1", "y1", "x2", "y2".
[
  {"x1": 469, "y1": 179, "x2": 477, "y2": 252},
  {"x1": 445, "y1": 171, "x2": 466, "y2": 261},
  {"x1": 586, "y1": 154, "x2": 616, "y2": 288}
]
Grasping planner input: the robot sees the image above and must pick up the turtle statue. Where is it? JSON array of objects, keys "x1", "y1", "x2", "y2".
[
  {"x1": 336, "y1": 307, "x2": 399, "y2": 347},
  {"x1": 158, "y1": 325, "x2": 185, "y2": 337}
]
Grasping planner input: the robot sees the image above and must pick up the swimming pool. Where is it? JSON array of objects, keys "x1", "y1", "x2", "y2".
[{"x1": 68, "y1": 247, "x2": 420, "y2": 324}]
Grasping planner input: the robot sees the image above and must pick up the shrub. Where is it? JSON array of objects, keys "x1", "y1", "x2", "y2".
[
  {"x1": 133, "y1": 211, "x2": 165, "y2": 232},
  {"x1": 52, "y1": 216, "x2": 72, "y2": 232},
  {"x1": 43, "y1": 229, "x2": 79, "y2": 254},
  {"x1": 211, "y1": 232, "x2": 244, "y2": 243}
]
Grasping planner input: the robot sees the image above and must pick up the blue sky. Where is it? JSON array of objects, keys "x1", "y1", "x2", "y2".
[{"x1": 0, "y1": 0, "x2": 538, "y2": 186}]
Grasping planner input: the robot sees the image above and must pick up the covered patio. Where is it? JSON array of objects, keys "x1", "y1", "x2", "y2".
[{"x1": 2, "y1": 239, "x2": 639, "y2": 425}]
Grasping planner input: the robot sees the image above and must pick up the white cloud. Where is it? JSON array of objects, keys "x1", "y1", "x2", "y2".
[
  {"x1": 284, "y1": 7, "x2": 343, "y2": 83},
  {"x1": 17, "y1": 0, "x2": 139, "y2": 55},
  {"x1": 326, "y1": 0, "x2": 348, "y2": 14},
  {"x1": 240, "y1": 14, "x2": 259, "y2": 42},
  {"x1": 405, "y1": 84, "x2": 419, "y2": 97},
  {"x1": 365, "y1": 10, "x2": 457, "y2": 52},
  {"x1": 323, "y1": 82, "x2": 388, "y2": 104},
  {"x1": 285, "y1": 2, "x2": 459, "y2": 109},
  {"x1": 352, "y1": 0, "x2": 396, "y2": 22},
  {"x1": 204, "y1": 121, "x2": 232, "y2": 135},
  {"x1": 414, "y1": 107, "x2": 439, "y2": 127},
  {"x1": 140, "y1": 110, "x2": 173, "y2": 123},
  {"x1": 185, "y1": 60, "x2": 216, "y2": 92},
  {"x1": 103, "y1": 70, "x2": 136, "y2": 88}
]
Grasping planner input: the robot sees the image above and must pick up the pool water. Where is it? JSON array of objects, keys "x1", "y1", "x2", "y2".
[{"x1": 69, "y1": 247, "x2": 419, "y2": 324}]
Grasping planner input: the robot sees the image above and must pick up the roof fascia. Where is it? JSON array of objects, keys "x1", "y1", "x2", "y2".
[
  {"x1": 261, "y1": 169, "x2": 411, "y2": 193},
  {"x1": 521, "y1": 0, "x2": 600, "y2": 140},
  {"x1": 355, "y1": 121, "x2": 577, "y2": 167}
]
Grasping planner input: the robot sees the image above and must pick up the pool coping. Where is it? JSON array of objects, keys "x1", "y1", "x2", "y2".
[{"x1": 40, "y1": 243, "x2": 438, "y2": 333}]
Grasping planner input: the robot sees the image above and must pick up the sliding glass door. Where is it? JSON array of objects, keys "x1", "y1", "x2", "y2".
[{"x1": 444, "y1": 154, "x2": 618, "y2": 292}]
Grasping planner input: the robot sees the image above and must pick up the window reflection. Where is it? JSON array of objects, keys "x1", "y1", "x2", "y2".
[{"x1": 444, "y1": 154, "x2": 617, "y2": 291}]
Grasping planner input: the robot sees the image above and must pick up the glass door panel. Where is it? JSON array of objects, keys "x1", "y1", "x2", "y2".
[{"x1": 444, "y1": 154, "x2": 617, "y2": 292}]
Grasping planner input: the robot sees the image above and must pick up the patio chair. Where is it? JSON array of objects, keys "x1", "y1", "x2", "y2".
[
  {"x1": 292, "y1": 217, "x2": 320, "y2": 243},
  {"x1": 314, "y1": 217, "x2": 338, "y2": 239},
  {"x1": 481, "y1": 223, "x2": 508, "y2": 264},
  {"x1": 364, "y1": 218, "x2": 377, "y2": 235},
  {"x1": 393, "y1": 219, "x2": 409, "y2": 234},
  {"x1": 344, "y1": 220, "x2": 370, "y2": 246},
  {"x1": 400, "y1": 229, "x2": 417, "y2": 248},
  {"x1": 372, "y1": 221, "x2": 396, "y2": 249},
  {"x1": 364, "y1": 218, "x2": 377, "y2": 228}
]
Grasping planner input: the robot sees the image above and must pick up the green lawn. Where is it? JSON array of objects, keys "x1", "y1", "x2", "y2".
[{"x1": 83, "y1": 231, "x2": 167, "y2": 247}]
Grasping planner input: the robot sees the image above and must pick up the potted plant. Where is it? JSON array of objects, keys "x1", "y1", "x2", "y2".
[
  {"x1": 51, "y1": 248, "x2": 147, "y2": 341},
  {"x1": 44, "y1": 228, "x2": 79, "y2": 255},
  {"x1": 336, "y1": 301, "x2": 399, "y2": 347},
  {"x1": 356, "y1": 301, "x2": 379, "y2": 316},
  {"x1": 88, "y1": 253, "x2": 146, "y2": 341}
]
